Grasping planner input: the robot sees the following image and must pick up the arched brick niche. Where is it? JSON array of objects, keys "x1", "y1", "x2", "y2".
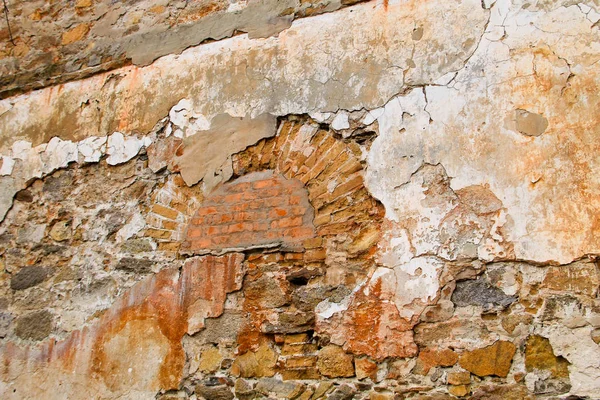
[
  {"x1": 180, "y1": 171, "x2": 315, "y2": 255},
  {"x1": 178, "y1": 116, "x2": 402, "y2": 366}
]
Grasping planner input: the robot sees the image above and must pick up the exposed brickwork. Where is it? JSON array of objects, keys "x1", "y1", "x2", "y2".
[
  {"x1": 145, "y1": 174, "x2": 204, "y2": 252},
  {"x1": 181, "y1": 171, "x2": 315, "y2": 254},
  {"x1": 222, "y1": 118, "x2": 387, "y2": 360}
]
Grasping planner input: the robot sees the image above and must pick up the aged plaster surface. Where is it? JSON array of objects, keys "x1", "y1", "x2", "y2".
[
  {"x1": 0, "y1": 0, "x2": 488, "y2": 151},
  {"x1": 0, "y1": 0, "x2": 371, "y2": 98},
  {"x1": 0, "y1": 0, "x2": 599, "y2": 399}
]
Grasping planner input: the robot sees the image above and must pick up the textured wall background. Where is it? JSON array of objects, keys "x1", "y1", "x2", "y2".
[{"x1": 0, "y1": 0, "x2": 599, "y2": 399}]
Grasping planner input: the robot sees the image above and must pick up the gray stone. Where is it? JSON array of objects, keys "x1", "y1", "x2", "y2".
[
  {"x1": 42, "y1": 172, "x2": 74, "y2": 201},
  {"x1": 121, "y1": 238, "x2": 154, "y2": 253},
  {"x1": 262, "y1": 311, "x2": 315, "y2": 334},
  {"x1": 452, "y1": 277, "x2": 517, "y2": 311},
  {"x1": 533, "y1": 379, "x2": 571, "y2": 395},
  {"x1": 196, "y1": 311, "x2": 247, "y2": 345},
  {"x1": 10, "y1": 266, "x2": 51, "y2": 291},
  {"x1": 14, "y1": 310, "x2": 53, "y2": 341},
  {"x1": 326, "y1": 384, "x2": 356, "y2": 400},
  {"x1": 0, "y1": 312, "x2": 13, "y2": 338},
  {"x1": 292, "y1": 285, "x2": 350, "y2": 312},
  {"x1": 234, "y1": 378, "x2": 255, "y2": 400},
  {"x1": 98, "y1": 209, "x2": 126, "y2": 236},
  {"x1": 195, "y1": 383, "x2": 234, "y2": 400},
  {"x1": 115, "y1": 257, "x2": 154, "y2": 273},
  {"x1": 16, "y1": 224, "x2": 47, "y2": 245},
  {"x1": 255, "y1": 378, "x2": 305, "y2": 399}
]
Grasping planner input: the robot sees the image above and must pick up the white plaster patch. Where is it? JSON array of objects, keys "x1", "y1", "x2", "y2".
[
  {"x1": 540, "y1": 324, "x2": 600, "y2": 397},
  {"x1": 106, "y1": 132, "x2": 152, "y2": 166},
  {"x1": 78, "y1": 136, "x2": 108, "y2": 163},
  {"x1": 331, "y1": 112, "x2": 350, "y2": 130},
  {"x1": 42, "y1": 137, "x2": 78, "y2": 174},
  {"x1": 0, "y1": 157, "x2": 14, "y2": 176}
]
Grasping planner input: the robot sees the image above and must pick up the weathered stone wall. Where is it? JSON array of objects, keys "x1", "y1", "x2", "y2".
[{"x1": 0, "y1": 0, "x2": 599, "y2": 399}]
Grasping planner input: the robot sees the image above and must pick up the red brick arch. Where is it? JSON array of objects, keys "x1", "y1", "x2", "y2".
[
  {"x1": 181, "y1": 170, "x2": 315, "y2": 255},
  {"x1": 180, "y1": 118, "x2": 383, "y2": 259}
]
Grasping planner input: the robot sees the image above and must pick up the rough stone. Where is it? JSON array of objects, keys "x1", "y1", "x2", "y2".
[
  {"x1": 14, "y1": 310, "x2": 53, "y2": 341},
  {"x1": 198, "y1": 346, "x2": 224, "y2": 373},
  {"x1": 115, "y1": 257, "x2": 154, "y2": 274},
  {"x1": 234, "y1": 379, "x2": 255, "y2": 400},
  {"x1": 355, "y1": 357, "x2": 377, "y2": 381},
  {"x1": 196, "y1": 311, "x2": 247, "y2": 345},
  {"x1": 524, "y1": 335, "x2": 571, "y2": 394},
  {"x1": 49, "y1": 220, "x2": 71, "y2": 242},
  {"x1": 459, "y1": 341, "x2": 516, "y2": 378},
  {"x1": 0, "y1": 312, "x2": 12, "y2": 338},
  {"x1": 420, "y1": 300, "x2": 455, "y2": 323},
  {"x1": 10, "y1": 266, "x2": 51, "y2": 291},
  {"x1": 0, "y1": 0, "x2": 599, "y2": 398},
  {"x1": 317, "y1": 345, "x2": 355, "y2": 378},
  {"x1": 230, "y1": 343, "x2": 277, "y2": 378},
  {"x1": 326, "y1": 384, "x2": 356, "y2": 400},
  {"x1": 195, "y1": 383, "x2": 234, "y2": 400},
  {"x1": 469, "y1": 384, "x2": 534, "y2": 400},
  {"x1": 525, "y1": 335, "x2": 570, "y2": 377},
  {"x1": 447, "y1": 385, "x2": 469, "y2": 397},
  {"x1": 255, "y1": 378, "x2": 305, "y2": 399},
  {"x1": 514, "y1": 109, "x2": 549, "y2": 137},
  {"x1": 416, "y1": 348, "x2": 459, "y2": 375},
  {"x1": 541, "y1": 261, "x2": 600, "y2": 297},
  {"x1": 447, "y1": 371, "x2": 471, "y2": 385},
  {"x1": 452, "y1": 278, "x2": 517, "y2": 311}
]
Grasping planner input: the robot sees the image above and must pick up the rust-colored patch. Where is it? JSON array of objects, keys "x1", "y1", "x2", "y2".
[{"x1": 0, "y1": 254, "x2": 245, "y2": 394}]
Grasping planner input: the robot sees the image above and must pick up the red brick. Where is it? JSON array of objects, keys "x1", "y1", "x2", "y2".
[
  {"x1": 283, "y1": 226, "x2": 314, "y2": 239},
  {"x1": 271, "y1": 216, "x2": 303, "y2": 229},
  {"x1": 224, "y1": 193, "x2": 244, "y2": 203},
  {"x1": 181, "y1": 173, "x2": 315, "y2": 254},
  {"x1": 225, "y1": 181, "x2": 252, "y2": 193},
  {"x1": 253, "y1": 222, "x2": 269, "y2": 231},
  {"x1": 206, "y1": 226, "x2": 221, "y2": 235},
  {"x1": 253, "y1": 179, "x2": 278, "y2": 189},
  {"x1": 191, "y1": 216, "x2": 204, "y2": 224},
  {"x1": 289, "y1": 206, "x2": 307, "y2": 216},
  {"x1": 187, "y1": 227, "x2": 203, "y2": 238},
  {"x1": 190, "y1": 238, "x2": 213, "y2": 248},
  {"x1": 288, "y1": 195, "x2": 302, "y2": 205},
  {"x1": 242, "y1": 191, "x2": 260, "y2": 201},
  {"x1": 197, "y1": 206, "x2": 218, "y2": 216},
  {"x1": 269, "y1": 208, "x2": 289, "y2": 218},
  {"x1": 219, "y1": 214, "x2": 234, "y2": 224},
  {"x1": 230, "y1": 203, "x2": 250, "y2": 212}
]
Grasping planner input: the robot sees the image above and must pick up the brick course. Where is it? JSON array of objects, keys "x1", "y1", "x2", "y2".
[{"x1": 181, "y1": 171, "x2": 315, "y2": 254}]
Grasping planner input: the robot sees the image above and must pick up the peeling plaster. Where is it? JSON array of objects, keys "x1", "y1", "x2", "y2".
[{"x1": 0, "y1": 0, "x2": 488, "y2": 152}]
